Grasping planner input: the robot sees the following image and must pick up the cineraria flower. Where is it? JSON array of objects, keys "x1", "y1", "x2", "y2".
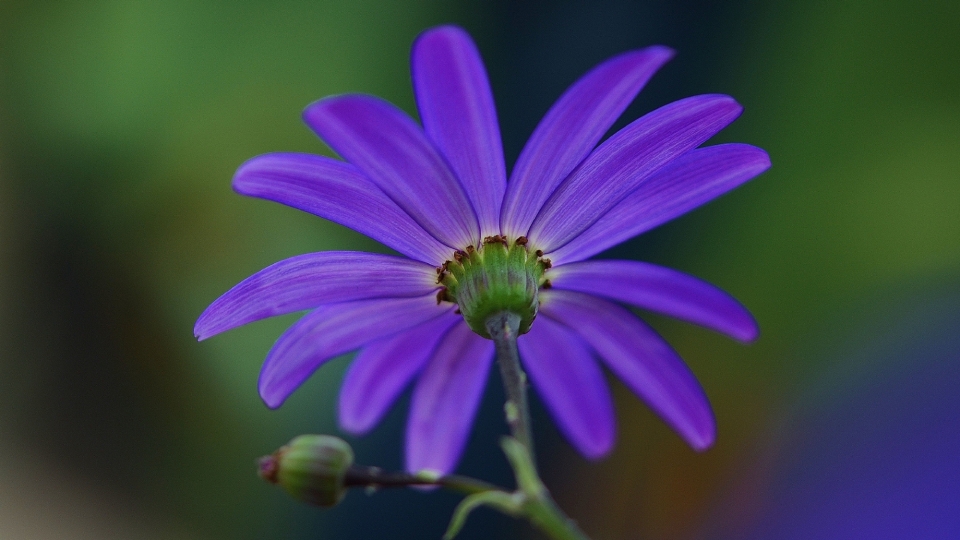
[{"x1": 195, "y1": 26, "x2": 769, "y2": 476}]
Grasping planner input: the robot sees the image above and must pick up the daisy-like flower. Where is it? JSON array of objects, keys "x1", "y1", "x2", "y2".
[{"x1": 195, "y1": 26, "x2": 769, "y2": 476}]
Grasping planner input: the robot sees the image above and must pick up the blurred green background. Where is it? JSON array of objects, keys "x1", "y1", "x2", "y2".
[{"x1": 1, "y1": 0, "x2": 957, "y2": 539}]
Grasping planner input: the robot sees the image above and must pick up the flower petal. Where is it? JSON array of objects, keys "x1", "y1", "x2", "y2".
[
  {"x1": 540, "y1": 290, "x2": 715, "y2": 450},
  {"x1": 304, "y1": 95, "x2": 480, "y2": 249},
  {"x1": 412, "y1": 26, "x2": 506, "y2": 237},
  {"x1": 528, "y1": 95, "x2": 743, "y2": 252},
  {"x1": 549, "y1": 259, "x2": 759, "y2": 342},
  {"x1": 406, "y1": 322, "x2": 494, "y2": 475},
  {"x1": 500, "y1": 47, "x2": 674, "y2": 238},
  {"x1": 518, "y1": 317, "x2": 615, "y2": 459},
  {"x1": 339, "y1": 315, "x2": 459, "y2": 434},
  {"x1": 258, "y1": 295, "x2": 453, "y2": 409},
  {"x1": 550, "y1": 143, "x2": 771, "y2": 264},
  {"x1": 232, "y1": 152, "x2": 451, "y2": 264},
  {"x1": 194, "y1": 251, "x2": 438, "y2": 341}
]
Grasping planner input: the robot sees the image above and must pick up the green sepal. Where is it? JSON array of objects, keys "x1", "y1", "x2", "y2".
[{"x1": 439, "y1": 237, "x2": 550, "y2": 338}]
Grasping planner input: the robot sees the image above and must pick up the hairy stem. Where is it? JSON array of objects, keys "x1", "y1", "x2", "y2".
[
  {"x1": 343, "y1": 466, "x2": 501, "y2": 496},
  {"x1": 475, "y1": 313, "x2": 591, "y2": 540},
  {"x1": 485, "y1": 311, "x2": 534, "y2": 459}
]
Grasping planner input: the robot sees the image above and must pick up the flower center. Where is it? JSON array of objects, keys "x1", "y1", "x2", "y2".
[{"x1": 436, "y1": 235, "x2": 552, "y2": 338}]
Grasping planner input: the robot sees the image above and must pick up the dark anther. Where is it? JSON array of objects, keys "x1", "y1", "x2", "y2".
[
  {"x1": 483, "y1": 234, "x2": 507, "y2": 246},
  {"x1": 535, "y1": 249, "x2": 544, "y2": 257},
  {"x1": 435, "y1": 266, "x2": 443, "y2": 274},
  {"x1": 542, "y1": 279, "x2": 552, "y2": 289},
  {"x1": 454, "y1": 251, "x2": 464, "y2": 262},
  {"x1": 515, "y1": 236, "x2": 528, "y2": 246},
  {"x1": 436, "y1": 289, "x2": 449, "y2": 304},
  {"x1": 541, "y1": 258, "x2": 552, "y2": 269},
  {"x1": 466, "y1": 245, "x2": 476, "y2": 254}
]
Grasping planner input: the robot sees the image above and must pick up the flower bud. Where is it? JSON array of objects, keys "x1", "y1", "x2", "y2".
[{"x1": 258, "y1": 434, "x2": 354, "y2": 507}]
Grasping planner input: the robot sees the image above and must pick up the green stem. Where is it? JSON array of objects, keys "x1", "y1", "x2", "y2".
[
  {"x1": 500, "y1": 437, "x2": 591, "y2": 540},
  {"x1": 444, "y1": 440, "x2": 591, "y2": 540},
  {"x1": 485, "y1": 311, "x2": 534, "y2": 459}
]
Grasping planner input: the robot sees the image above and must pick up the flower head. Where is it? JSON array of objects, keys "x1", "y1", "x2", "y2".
[{"x1": 195, "y1": 26, "x2": 770, "y2": 475}]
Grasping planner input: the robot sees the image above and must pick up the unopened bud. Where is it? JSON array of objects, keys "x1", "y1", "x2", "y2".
[{"x1": 258, "y1": 434, "x2": 354, "y2": 507}]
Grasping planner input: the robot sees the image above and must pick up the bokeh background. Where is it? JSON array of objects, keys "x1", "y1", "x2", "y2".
[{"x1": 1, "y1": 0, "x2": 958, "y2": 538}]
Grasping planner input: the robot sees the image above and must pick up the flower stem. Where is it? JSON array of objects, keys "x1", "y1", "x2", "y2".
[
  {"x1": 343, "y1": 466, "x2": 501, "y2": 495},
  {"x1": 478, "y1": 312, "x2": 592, "y2": 540},
  {"x1": 485, "y1": 311, "x2": 534, "y2": 459}
]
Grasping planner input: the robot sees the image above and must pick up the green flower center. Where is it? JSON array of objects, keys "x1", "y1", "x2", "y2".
[{"x1": 436, "y1": 235, "x2": 552, "y2": 338}]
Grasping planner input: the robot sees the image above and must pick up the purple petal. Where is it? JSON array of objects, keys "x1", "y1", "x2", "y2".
[
  {"x1": 550, "y1": 144, "x2": 770, "y2": 264},
  {"x1": 232, "y1": 153, "x2": 452, "y2": 264},
  {"x1": 549, "y1": 259, "x2": 758, "y2": 342},
  {"x1": 195, "y1": 252, "x2": 438, "y2": 340},
  {"x1": 304, "y1": 95, "x2": 480, "y2": 249},
  {"x1": 527, "y1": 95, "x2": 744, "y2": 252},
  {"x1": 412, "y1": 26, "x2": 506, "y2": 237},
  {"x1": 500, "y1": 47, "x2": 674, "y2": 238},
  {"x1": 339, "y1": 315, "x2": 459, "y2": 434},
  {"x1": 518, "y1": 317, "x2": 615, "y2": 459},
  {"x1": 540, "y1": 290, "x2": 715, "y2": 450},
  {"x1": 406, "y1": 322, "x2": 494, "y2": 475},
  {"x1": 258, "y1": 295, "x2": 453, "y2": 409}
]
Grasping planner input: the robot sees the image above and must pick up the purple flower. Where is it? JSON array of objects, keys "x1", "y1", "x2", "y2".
[{"x1": 195, "y1": 26, "x2": 769, "y2": 475}]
